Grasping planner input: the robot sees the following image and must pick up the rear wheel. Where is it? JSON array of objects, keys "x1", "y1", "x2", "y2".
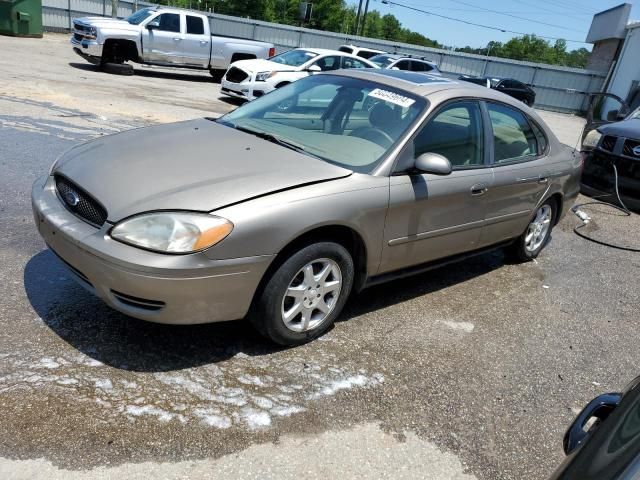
[
  {"x1": 250, "y1": 242, "x2": 354, "y2": 346},
  {"x1": 506, "y1": 199, "x2": 555, "y2": 262},
  {"x1": 209, "y1": 68, "x2": 225, "y2": 82}
]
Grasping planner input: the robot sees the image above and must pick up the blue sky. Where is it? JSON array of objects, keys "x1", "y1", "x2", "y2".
[{"x1": 348, "y1": 0, "x2": 639, "y2": 50}]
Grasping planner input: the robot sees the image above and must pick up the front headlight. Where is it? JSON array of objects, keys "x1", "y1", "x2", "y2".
[
  {"x1": 581, "y1": 129, "x2": 602, "y2": 151},
  {"x1": 255, "y1": 71, "x2": 276, "y2": 82},
  {"x1": 110, "y1": 212, "x2": 233, "y2": 254}
]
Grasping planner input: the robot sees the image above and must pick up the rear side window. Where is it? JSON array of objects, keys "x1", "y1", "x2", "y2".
[
  {"x1": 341, "y1": 57, "x2": 372, "y2": 69},
  {"x1": 414, "y1": 101, "x2": 484, "y2": 168},
  {"x1": 357, "y1": 50, "x2": 379, "y2": 59},
  {"x1": 338, "y1": 46, "x2": 353, "y2": 54},
  {"x1": 156, "y1": 13, "x2": 180, "y2": 33},
  {"x1": 488, "y1": 103, "x2": 538, "y2": 163},
  {"x1": 529, "y1": 120, "x2": 548, "y2": 154},
  {"x1": 186, "y1": 15, "x2": 205, "y2": 35},
  {"x1": 394, "y1": 60, "x2": 411, "y2": 70}
]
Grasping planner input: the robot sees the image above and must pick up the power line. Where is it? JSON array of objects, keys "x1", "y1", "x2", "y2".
[
  {"x1": 379, "y1": 0, "x2": 591, "y2": 44},
  {"x1": 510, "y1": 0, "x2": 598, "y2": 16},
  {"x1": 446, "y1": 0, "x2": 587, "y2": 33}
]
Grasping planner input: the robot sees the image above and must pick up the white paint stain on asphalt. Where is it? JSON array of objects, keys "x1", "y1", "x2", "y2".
[
  {"x1": 439, "y1": 320, "x2": 475, "y2": 333},
  {"x1": 0, "y1": 350, "x2": 385, "y2": 431}
]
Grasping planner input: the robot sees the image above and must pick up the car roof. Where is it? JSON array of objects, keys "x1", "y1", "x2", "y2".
[
  {"x1": 297, "y1": 47, "x2": 352, "y2": 56},
  {"x1": 326, "y1": 69, "x2": 537, "y2": 106}
]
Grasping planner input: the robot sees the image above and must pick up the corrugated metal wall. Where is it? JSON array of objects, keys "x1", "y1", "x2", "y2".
[{"x1": 42, "y1": 0, "x2": 604, "y2": 114}]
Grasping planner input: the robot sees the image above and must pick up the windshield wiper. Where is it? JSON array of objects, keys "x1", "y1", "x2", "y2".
[{"x1": 233, "y1": 126, "x2": 323, "y2": 160}]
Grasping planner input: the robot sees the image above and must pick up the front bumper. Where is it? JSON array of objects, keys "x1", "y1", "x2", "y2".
[
  {"x1": 31, "y1": 175, "x2": 274, "y2": 324},
  {"x1": 220, "y1": 70, "x2": 270, "y2": 101},
  {"x1": 580, "y1": 149, "x2": 640, "y2": 211},
  {"x1": 71, "y1": 36, "x2": 103, "y2": 64}
]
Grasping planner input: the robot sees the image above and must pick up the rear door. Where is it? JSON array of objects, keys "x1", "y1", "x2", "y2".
[
  {"x1": 182, "y1": 14, "x2": 209, "y2": 67},
  {"x1": 141, "y1": 12, "x2": 183, "y2": 64},
  {"x1": 380, "y1": 100, "x2": 493, "y2": 273},
  {"x1": 480, "y1": 101, "x2": 549, "y2": 245}
]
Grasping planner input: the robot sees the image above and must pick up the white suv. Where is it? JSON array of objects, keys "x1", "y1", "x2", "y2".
[
  {"x1": 368, "y1": 54, "x2": 441, "y2": 75},
  {"x1": 338, "y1": 44, "x2": 386, "y2": 59},
  {"x1": 220, "y1": 48, "x2": 378, "y2": 101}
]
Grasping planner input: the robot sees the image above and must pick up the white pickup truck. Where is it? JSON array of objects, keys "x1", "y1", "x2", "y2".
[{"x1": 71, "y1": 6, "x2": 275, "y2": 78}]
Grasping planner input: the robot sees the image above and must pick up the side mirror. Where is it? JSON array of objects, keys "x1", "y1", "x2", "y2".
[
  {"x1": 414, "y1": 152, "x2": 452, "y2": 175},
  {"x1": 146, "y1": 20, "x2": 160, "y2": 30},
  {"x1": 307, "y1": 65, "x2": 322, "y2": 72},
  {"x1": 606, "y1": 109, "x2": 620, "y2": 121},
  {"x1": 563, "y1": 392, "x2": 621, "y2": 455}
]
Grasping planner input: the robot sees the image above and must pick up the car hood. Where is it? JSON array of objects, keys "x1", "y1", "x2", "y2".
[
  {"x1": 599, "y1": 118, "x2": 640, "y2": 139},
  {"x1": 54, "y1": 119, "x2": 352, "y2": 222},
  {"x1": 232, "y1": 58, "x2": 303, "y2": 73},
  {"x1": 75, "y1": 17, "x2": 140, "y2": 32}
]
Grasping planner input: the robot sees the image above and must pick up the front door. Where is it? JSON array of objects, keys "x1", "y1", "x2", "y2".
[
  {"x1": 142, "y1": 12, "x2": 183, "y2": 64},
  {"x1": 380, "y1": 100, "x2": 493, "y2": 273}
]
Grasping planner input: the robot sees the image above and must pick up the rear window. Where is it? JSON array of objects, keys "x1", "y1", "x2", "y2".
[{"x1": 186, "y1": 15, "x2": 205, "y2": 35}]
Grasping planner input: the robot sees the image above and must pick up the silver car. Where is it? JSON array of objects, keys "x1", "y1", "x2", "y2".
[{"x1": 32, "y1": 70, "x2": 581, "y2": 345}]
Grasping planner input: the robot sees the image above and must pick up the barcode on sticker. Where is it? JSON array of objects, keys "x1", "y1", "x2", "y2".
[{"x1": 367, "y1": 89, "x2": 415, "y2": 108}]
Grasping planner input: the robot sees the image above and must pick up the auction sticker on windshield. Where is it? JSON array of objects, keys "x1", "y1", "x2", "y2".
[{"x1": 367, "y1": 89, "x2": 415, "y2": 108}]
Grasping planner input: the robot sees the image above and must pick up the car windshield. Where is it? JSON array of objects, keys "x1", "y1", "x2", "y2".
[
  {"x1": 368, "y1": 55, "x2": 397, "y2": 68},
  {"x1": 629, "y1": 107, "x2": 640, "y2": 120},
  {"x1": 269, "y1": 49, "x2": 318, "y2": 67},
  {"x1": 126, "y1": 8, "x2": 154, "y2": 25},
  {"x1": 217, "y1": 75, "x2": 425, "y2": 173}
]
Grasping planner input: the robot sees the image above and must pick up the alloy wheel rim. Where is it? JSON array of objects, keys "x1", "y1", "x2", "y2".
[
  {"x1": 525, "y1": 205, "x2": 552, "y2": 252},
  {"x1": 281, "y1": 258, "x2": 342, "y2": 333}
]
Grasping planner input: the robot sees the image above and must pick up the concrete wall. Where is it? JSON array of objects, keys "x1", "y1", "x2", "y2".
[
  {"x1": 586, "y1": 38, "x2": 620, "y2": 72},
  {"x1": 604, "y1": 24, "x2": 640, "y2": 116}
]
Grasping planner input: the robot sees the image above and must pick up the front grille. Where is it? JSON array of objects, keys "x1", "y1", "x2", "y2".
[
  {"x1": 600, "y1": 135, "x2": 617, "y2": 152},
  {"x1": 111, "y1": 290, "x2": 165, "y2": 311},
  {"x1": 623, "y1": 139, "x2": 640, "y2": 158},
  {"x1": 225, "y1": 67, "x2": 248, "y2": 83},
  {"x1": 55, "y1": 175, "x2": 108, "y2": 227},
  {"x1": 73, "y1": 22, "x2": 90, "y2": 32}
]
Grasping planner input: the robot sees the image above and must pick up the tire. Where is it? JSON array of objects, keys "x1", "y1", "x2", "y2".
[
  {"x1": 506, "y1": 199, "x2": 556, "y2": 262},
  {"x1": 209, "y1": 69, "x2": 225, "y2": 82},
  {"x1": 250, "y1": 242, "x2": 354, "y2": 346},
  {"x1": 101, "y1": 62, "x2": 134, "y2": 76}
]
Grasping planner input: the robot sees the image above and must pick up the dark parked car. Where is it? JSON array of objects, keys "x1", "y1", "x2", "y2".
[
  {"x1": 550, "y1": 376, "x2": 640, "y2": 479},
  {"x1": 580, "y1": 93, "x2": 640, "y2": 211},
  {"x1": 459, "y1": 75, "x2": 536, "y2": 106}
]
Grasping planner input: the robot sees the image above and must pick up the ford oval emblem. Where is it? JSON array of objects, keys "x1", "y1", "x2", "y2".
[
  {"x1": 64, "y1": 190, "x2": 80, "y2": 207},
  {"x1": 633, "y1": 146, "x2": 640, "y2": 157}
]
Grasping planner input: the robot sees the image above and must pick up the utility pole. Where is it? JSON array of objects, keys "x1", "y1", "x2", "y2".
[
  {"x1": 360, "y1": 0, "x2": 370, "y2": 36},
  {"x1": 354, "y1": 0, "x2": 363, "y2": 36}
]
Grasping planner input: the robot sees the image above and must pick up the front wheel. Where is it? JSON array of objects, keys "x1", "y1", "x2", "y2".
[
  {"x1": 506, "y1": 200, "x2": 555, "y2": 262},
  {"x1": 250, "y1": 242, "x2": 354, "y2": 346}
]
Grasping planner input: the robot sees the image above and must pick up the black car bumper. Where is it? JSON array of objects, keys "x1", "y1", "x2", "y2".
[{"x1": 580, "y1": 149, "x2": 640, "y2": 211}]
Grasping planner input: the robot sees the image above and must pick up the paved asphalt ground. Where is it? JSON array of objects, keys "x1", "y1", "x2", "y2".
[{"x1": 1, "y1": 34, "x2": 639, "y2": 480}]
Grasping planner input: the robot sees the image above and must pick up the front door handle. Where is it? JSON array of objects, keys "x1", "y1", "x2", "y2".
[
  {"x1": 471, "y1": 183, "x2": 488, "y2": 196},
  {"x1": 200, "y1": 40, "x2": 208, "y2": 45},
  {"x1": 173, "y1": 37, "x2": 182, "y2": 41},
  {"x1": 538, "y1": 176, "x2": 549, "y2": 184}
]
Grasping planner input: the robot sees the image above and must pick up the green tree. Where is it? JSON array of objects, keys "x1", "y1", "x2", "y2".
[{"x1": 380, "y1": 13, "x2": 402, "y2": 41}]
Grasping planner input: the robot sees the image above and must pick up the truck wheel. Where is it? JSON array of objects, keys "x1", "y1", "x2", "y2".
[
  {"x1": 249, "y1": 242, "x2": 354, "y2": 346},
  {"x1": 101, "y1": 62, "x2": 134, "y2": 76},
  {"x1": 209, "y1": 69, "x2": 225, "y2": 82}
]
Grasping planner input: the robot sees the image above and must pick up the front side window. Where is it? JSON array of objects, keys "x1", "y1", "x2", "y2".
[
  {"x1": 488, "y1": 103, "x2": 538, "y2": 163},
  {"x1": 155, "y1": 13, "x2": 180, "y2": 33},
  {"x1": 413, "y1": 101, "x2": 484, "y2": 168},
  {"x1": 270, "y1": 49, "x2": 318, "y2": 67},
  {"x1": 218, "y1": 75, "x2": 425, "y2": 173},
  {"x1": 186, "y1": 15, "x2": 204, "y2": 35}
]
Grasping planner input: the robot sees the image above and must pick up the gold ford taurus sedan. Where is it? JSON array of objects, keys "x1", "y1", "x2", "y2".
[{"x1": 32, "y1": 70, "x2": 581, "y2": 345}]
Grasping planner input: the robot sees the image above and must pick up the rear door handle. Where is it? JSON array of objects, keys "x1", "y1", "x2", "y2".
[
  {"x1": 200, "y1": 40, "x2": 208, "y2": 45},
  {"x1": 471, "y1": 183, "x2": 488, "y2": 196},
  {"x1": 173, "y1": 37, "x2": 182, "y2": 41},
  {"x1": 538, "y1": 176, "x2": 549, "y2": 184}
]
